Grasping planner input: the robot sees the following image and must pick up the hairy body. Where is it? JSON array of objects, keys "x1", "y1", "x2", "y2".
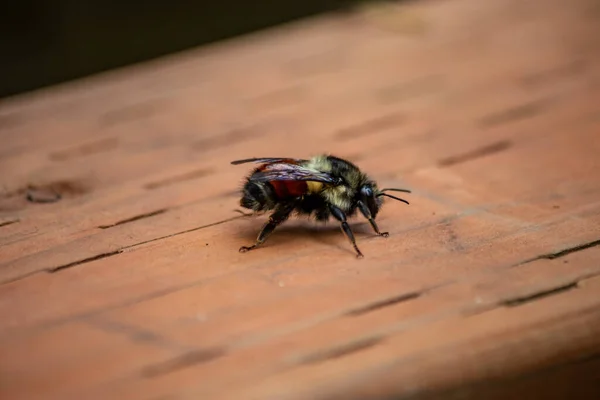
[{"x1": 232, "y1": 154, "x2": 410, "y2": 258}]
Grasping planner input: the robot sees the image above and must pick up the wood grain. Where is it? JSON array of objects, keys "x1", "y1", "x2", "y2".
[{"x1": 1, "y1": 0, "x2": 600, "y2": 399}]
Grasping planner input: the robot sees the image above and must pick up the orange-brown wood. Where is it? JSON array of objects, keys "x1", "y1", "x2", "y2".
[{"x1": 1, "y1": 0, "x2": 600, "y2": 398}]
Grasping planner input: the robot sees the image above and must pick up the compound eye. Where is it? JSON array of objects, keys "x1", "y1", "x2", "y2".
[{"x1": 361, "y1": 186, "x2": 373, "y2": 197}]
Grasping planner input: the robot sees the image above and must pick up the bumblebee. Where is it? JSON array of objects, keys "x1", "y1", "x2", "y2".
[{"x1": 231, "y1": 155, "x2": 411, "y2": 258}]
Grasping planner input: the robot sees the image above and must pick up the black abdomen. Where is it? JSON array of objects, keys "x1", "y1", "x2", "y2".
[{"x1": 241, "y1": 180, "x2": 276, "y2": 211}]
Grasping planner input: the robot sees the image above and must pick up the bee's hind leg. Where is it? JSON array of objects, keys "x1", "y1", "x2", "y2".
[
  {"x1": 239, "y1": 203, "x2": 295, "y2": 253},
  {"x1": 329, "y1": 205, "x2": 364, "y2": 258},
  {"x1": 357, "y1": 200, "x2": 389, "y2": 237}
]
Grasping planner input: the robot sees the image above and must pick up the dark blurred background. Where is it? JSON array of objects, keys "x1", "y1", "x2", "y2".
[{"x1": 0, "y1": 0, "x2": 376, "y2": 99}]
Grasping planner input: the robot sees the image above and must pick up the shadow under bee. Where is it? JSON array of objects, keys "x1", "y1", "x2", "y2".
[{"x1": 234, "y1": 218, "x2": 373, "y2": 256}]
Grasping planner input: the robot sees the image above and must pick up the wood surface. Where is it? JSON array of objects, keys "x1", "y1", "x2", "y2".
[{"x1": 1, "y1": 0, "x2": 600, "y2": 398}]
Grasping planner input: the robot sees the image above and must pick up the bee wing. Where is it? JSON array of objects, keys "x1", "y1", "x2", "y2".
[
  {"x1": 253, "y1": 163, "x2": 337, "y2": 184},
  {"x1": 230, "y1": 157, "x2": 308, "y2": 165}
]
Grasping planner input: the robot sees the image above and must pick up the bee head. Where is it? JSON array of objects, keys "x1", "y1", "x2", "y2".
[
  {"x1": 360, "y1": 184, "x2": 412, "y2": 217},
  {"x1": 359, "y1": 183, "x2": 383, "y2": 218}
]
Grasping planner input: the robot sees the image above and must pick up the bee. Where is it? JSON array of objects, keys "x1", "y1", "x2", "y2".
[{"x1": 231, "y1": 155, "x2": 411, "y2": 258}]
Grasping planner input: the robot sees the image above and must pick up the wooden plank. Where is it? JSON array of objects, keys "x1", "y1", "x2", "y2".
[
  {"x1": 0, "y1": 321, "x2": 176, "y2": 400},
  {"x1": 1, "y1": 194, "x2": 599, "y2": 334},
  {"x1": 214, "y1": 275, "x2": 600, "y2": 400},
  {"x1": 56, "y1": 246, "x2": 600, "y2": 400},
  {"x1": 1, "y1": 0, "x2": 600, "y2": 399}
]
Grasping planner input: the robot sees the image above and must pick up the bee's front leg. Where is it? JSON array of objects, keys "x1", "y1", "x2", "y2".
[
  {"x1": 239, "y1": 202, "x2": 295, "y2": 253},
  {"x1": 329, "y1": 205, "x2": 364, "y2": 258},
  {"x1": 357, "y1": 200, "x2": 389, "y2": 237}
]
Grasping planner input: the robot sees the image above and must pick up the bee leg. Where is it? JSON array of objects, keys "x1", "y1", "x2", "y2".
[
  {"x1": 239, "y1": 203, "x2": 295, "y2": 253},
  {"x1": 329, "y1": 205, "x2": 364, "y2": 258},
  {"x1": 357, "y1": 200, "x2": 389, "y2": 237}
]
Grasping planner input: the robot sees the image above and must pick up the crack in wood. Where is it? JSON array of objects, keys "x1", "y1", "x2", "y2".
[
  {"x1": 85, "y1": 316, "x2": 192, "y2": 353},
  {"x1": 537, "y1": 239, "x2": 600, "y2": 260},
  {"x1": 437, "y1": 140, "x2": 513, "y2": 167},
  {"x1": 49, "y1": 250, "x2": 123, "y2": 273},
  {"x1": 502, "y1": 282, "x2": 579, "y2": 307},
  {"x1": 0, "y1": 215, "x2": 246, "y2": 283},
  {"x1": 519, "y1": 59, "x2": 587, "y2": 88},
  {"x1": 515, "y1": 238, "x2": 600, "y2": 267},
  {"x1": 297, "y1": 336, "x2": 384, "y2": 365},
  {"x1": 345, "y1": 291, "x2": 422, "y2": 316},
  {"x1": 122, "y1": 215, "x2": 244, "y2": 249},
  {"x1": 0, "y1": 219, "x2": 19, "y2": 228},
  {"x1": 98, "y1": 209, "x2": 168, "y2": 229},
  {"x1": 478, "y1": 99, "x2": 548, "y2": 127},
  {"x1": 141, "y1": 348, "x2": 226, "y2": 378}
]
